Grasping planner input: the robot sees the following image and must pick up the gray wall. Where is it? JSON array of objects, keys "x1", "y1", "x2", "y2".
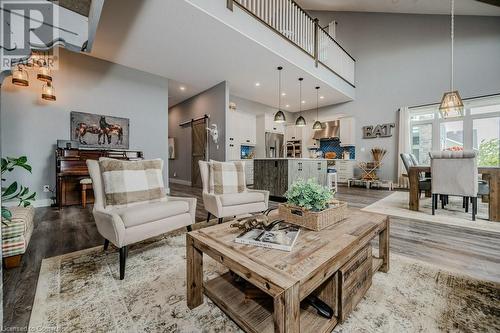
[
  {"x1": 168, "y1": 81, "x2": 228, "y2": 183},
  {"x1": 303, "y1": 12, "x2": 500, "y2": 180},
  {"x1": 1, "y1": 49, "x2": 169, "y2": 204}
]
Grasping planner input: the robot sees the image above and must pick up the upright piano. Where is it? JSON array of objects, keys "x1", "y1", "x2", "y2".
[{"x1": 56, "y1": 148, "x2": 143, "y2": 208}]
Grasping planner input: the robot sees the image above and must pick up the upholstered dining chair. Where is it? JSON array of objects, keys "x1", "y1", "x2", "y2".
[
  {"x1": 400, "y1": 153, "x2": 431, "y2": 195},
  {"x1": 87, "y1": 159, "x2": 196, "y2": 280},
  {"x1": 429, "y1": 151, "x2": 478, "y2": 220},
  {"x1": 198, "y1": 160, "x2": 269, "y2": 224}
]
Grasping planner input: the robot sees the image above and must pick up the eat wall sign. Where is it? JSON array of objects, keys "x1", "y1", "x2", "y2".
[{"x1": 362, "y1": 123, "x2": 395, "y2": 139}]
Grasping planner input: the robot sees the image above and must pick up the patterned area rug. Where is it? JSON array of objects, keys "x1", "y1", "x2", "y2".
[
  {"x1": 362, "y1": 192, "x2": 500, "y2": 233},
  {"x1": 29, "y1": 230, "x2": 500, "y2": 333}
]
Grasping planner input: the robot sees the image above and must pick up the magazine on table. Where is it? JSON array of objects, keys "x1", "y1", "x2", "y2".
[{"x1": 234, "y1": 220, "x2": 300, "y2": 252}]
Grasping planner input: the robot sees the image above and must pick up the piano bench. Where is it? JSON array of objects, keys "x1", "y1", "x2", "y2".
[{"x1": 80, "y1": 178, "x2": 93, "y2": 208}]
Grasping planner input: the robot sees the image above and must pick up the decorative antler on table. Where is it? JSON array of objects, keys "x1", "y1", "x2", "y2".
[{"x1": 230, "y1": 215, "x2": 271, "y2": 232}]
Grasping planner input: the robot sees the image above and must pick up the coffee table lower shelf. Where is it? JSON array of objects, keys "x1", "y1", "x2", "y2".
[{"x1": 204, "y1": 272, "x2": 338, "y2": 333}]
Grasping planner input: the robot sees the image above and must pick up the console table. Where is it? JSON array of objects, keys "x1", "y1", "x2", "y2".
[{"x1": 186, "y1": 209, "x2": 389, "y2": 332}]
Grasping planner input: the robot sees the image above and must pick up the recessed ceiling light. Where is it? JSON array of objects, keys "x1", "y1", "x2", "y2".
[
  {"x1": 281, "y1": 92, "x2": 286, "y2": 96},
  {"x1": 255, "y1": 82, "x2": 261, "y2": 87},
  {"x1": 301, "y1": 100, "x2": 306, "y2": 104},
  {"x1": 180, "y1": 86, "x2": 186, "y2": 91},
  {"x1": 285, "y1": 104, "x2": 290, "y2": 108},
  {"x1": 320, "y1": 96, "x2": 324, "y2": 99}
]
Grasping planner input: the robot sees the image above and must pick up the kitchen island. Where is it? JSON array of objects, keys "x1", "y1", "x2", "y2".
[{"x1": 253, "y1": 158, "x2": 330, "y2": 197}]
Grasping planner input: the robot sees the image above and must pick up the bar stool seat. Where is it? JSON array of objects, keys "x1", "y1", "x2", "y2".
[{"x1": 80, "y1": 178, "x2": 93, "y2": 208}]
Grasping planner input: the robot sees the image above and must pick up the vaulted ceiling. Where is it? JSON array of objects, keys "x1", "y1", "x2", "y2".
[{"x1": 296, "y1": 0, "x2": 500, "y2": 16}]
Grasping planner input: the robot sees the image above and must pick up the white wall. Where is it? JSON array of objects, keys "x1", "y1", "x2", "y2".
[
  {"x1": 1, "y1": 48, "x2": 169, "y2": 205},
  {"x1": 303, "y1": 12, "x2": 500, "y2": 181}
]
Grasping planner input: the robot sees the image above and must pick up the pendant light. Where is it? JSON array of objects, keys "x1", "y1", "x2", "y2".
[
  {"x1": 41, "y1": 81, "x2": 56, "y2": 101},
  {"x1": 295, "y1": 78, "x2": 306, "y2": 127},
  {"x1": 37, "y1": 65, "x2": 52, "y2": 82},
  {"x1": 12, "y1": 65, "x2": 29, "y2": 87},
  {"x1": 274, "y1": 66, "x2": 286, "y2": 123},
  {"x1": 312, "y1": 86, "x2": 322, "y2": 130},
  {"x1": 439, "y1": 0, "x2": 463, "y2": 118}
]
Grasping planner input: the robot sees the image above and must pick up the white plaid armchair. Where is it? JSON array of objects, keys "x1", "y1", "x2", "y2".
[{"x1": 198, "y1": 161, "x2": 269, "y2": 224}]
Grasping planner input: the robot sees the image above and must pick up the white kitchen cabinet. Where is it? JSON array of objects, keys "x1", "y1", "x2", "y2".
[
  {"x1": 227, "y1": 110, "x2": 256, "y2": 145},
  {"x1": 285, "y1": 124, "x2": 303, "y2": 141},
  {"x1": 227, "y1": 110, "x2": 257, "y2": 161},
  {"x1": 244, "y1": 160, "x2": 254, "y2": 185},
  {"x1": 339, "y1": 117, "x2": 356, "y2": 146},
  {"x1": 262, "y1": 113, "x2": 285, "y2": 134},
  {"x1": 335, "y1": 160, "x2": 355, "y2": 183},
  {"x1": 287, "y1": 160, "x2": 327, "y2": 187}
]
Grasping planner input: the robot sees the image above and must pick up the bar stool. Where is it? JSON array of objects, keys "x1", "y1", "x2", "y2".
[{"x1": 80, "y1": 178, "x2": 93, "y2": 208}]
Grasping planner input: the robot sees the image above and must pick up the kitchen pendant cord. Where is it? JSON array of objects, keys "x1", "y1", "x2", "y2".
[{"x1": 450, "y1": 0, "x2": 454, "y2": 91}]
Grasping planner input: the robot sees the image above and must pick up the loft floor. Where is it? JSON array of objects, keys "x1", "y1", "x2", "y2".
[{"x1": 3, "y1": 184, "x2": 499, "y2": 330}]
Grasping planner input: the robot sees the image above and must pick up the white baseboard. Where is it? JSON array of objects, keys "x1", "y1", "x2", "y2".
[
  {"x1": 169, "y1": 178, "x2": 192, "y2": 186},
  {"x1": 3, "y1": 198, "x2": 53, "y2": 208}
]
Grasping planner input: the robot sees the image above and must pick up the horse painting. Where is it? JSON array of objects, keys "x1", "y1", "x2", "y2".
[{"x1": 71, "y1": 112, "x2": 129, "y2": 149}]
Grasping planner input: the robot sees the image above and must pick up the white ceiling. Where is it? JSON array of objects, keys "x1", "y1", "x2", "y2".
[
  {"x1": 89, "y1": 0, "x2": 351, "y2": 111},
  {"x1": 296, "y1": 0, "x2": 500, "y2": 16}
]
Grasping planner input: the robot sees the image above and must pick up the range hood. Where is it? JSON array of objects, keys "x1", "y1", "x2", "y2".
[{"x1": 313, "y1": 120, "x2": 340, "y2": 140}]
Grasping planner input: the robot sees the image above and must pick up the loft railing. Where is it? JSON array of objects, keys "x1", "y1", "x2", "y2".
[{"x1": 227, "y1": 0, "x2": 355, "y2": 87}]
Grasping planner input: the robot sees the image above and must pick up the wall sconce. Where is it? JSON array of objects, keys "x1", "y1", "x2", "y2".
[
  {"x1": 37, "y1": 65, "x2": 53, "y2": 82},
  {"x1": 12, "y1": 65, "x2": 29, "y2": 87},
  {"x1": 42, "y1": 81, "x2": 56, "y2": 101}
]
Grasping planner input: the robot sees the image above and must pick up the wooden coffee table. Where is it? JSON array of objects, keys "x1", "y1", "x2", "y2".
[{"x1": 186, "y1": 209, "x2": 389, "y2": 333}]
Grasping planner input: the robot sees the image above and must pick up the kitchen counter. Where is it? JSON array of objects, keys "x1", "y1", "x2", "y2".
[{"x1": 253, "y1": 159, "x2": 330, "y2": 197}]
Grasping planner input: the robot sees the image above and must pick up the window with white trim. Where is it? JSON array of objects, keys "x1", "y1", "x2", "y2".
[{"x1": 408, "y1": 94, "x2": 500, "y2": 166}]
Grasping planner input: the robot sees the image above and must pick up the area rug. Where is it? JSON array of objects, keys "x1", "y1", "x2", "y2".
[
  {"x1": 29, "y1": 231, "x2": 500, "y2": 333},
  {"x1": 362, "y1": 191, "x2": 500, "y2": 233}
]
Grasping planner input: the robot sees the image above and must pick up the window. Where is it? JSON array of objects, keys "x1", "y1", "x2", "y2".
[
  {"x1": 440, "y1": 121, "x2": 463, "y2": 151},
  {"x1": 408, "y1": 94, "x2": 500, "y2": 166},
  {"x1": 473, "y1": 117, "x2": 500, "y2": 166},
  {"x1": 411, "y1": 123, "x2": 432, "y2": 164}
]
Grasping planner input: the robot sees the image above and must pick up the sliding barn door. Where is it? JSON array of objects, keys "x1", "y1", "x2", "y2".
[{"x1": 191, "y1": 118, "x2": 207, "y2": 188}]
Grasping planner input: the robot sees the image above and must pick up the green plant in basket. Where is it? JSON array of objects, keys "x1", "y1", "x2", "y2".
[{"x1": 285, "y1": 179, "x2": 333, "y2": 211}]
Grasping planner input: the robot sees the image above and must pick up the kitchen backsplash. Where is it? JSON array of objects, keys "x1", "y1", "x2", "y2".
[
  {"x1": 240, "y1": 145, "x2": 255, "y2": 159},
  {"x1": 320, "y1": 139, "x2": 355, "y2": 159}
]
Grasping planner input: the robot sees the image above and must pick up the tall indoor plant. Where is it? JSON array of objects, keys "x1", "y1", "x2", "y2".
[{"x1": 1, "y1": 156, "x2": 36, "y2": 222}]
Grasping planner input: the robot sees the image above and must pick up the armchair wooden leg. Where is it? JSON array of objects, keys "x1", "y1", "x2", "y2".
[
  {"x1": 206, "y1": 212, "x2": 211, "y2": 223},
  {"x1": 119, "y1": 246, "x2": 128, "y2": 280},
  {"x1": 472, "y1": 197, "x2": 477, "y2": 221},
  {"x1": 218, "y1": 218, "x2": 223, "y2": 224},
  {"x1": 432, "y1": 194, "x2": 435, "y2": 215},
  {"x1": 104, "y1": 239, "x2": 109, "y2": 251},
  {"x1": 465, "y1": 197, "x2": 469, "y2": 213},
  {"x1": 463, "y1": 196, "x2": 466, "y2": 208},
  {"x1": 81, "y1": 188, "x2": 87, "y2": 208}
]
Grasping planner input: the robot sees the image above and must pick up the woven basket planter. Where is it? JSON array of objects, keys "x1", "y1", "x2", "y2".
[{"x1": 278, "y1": 201, "x2": 348, "y2": 231}]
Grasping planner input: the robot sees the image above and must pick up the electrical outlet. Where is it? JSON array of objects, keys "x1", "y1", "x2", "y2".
[{"x1": 43, "y1": 185, "x2": 50, "y2": 192}]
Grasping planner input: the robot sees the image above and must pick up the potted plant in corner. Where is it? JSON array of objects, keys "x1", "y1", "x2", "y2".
[
  {"x1": 279, "y1": 179, "x2": 347, "y2": 231},
  {"x1": 1, "y1": 156, "x2": 36, "y2": 223}
]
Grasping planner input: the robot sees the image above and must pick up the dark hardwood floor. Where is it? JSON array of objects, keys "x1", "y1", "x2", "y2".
[{"x1": 3, "y1": 183, "x2": 500, "y2": 330}]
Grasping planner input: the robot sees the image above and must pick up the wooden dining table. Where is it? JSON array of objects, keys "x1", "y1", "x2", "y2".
[{"x1": 408, "y1": 166, "x2": 500, "y2": 222}]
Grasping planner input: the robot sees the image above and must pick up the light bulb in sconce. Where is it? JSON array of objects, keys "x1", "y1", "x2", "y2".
[
  {"x1": 42, "y1": 81, "x2": 56, "y2": 101},
  {"x1": 37, "y1": 65, "x2": 52, "y2": 82},
  {"x1": 12, "y1": 65, "x2": 29, "y2": 86}
]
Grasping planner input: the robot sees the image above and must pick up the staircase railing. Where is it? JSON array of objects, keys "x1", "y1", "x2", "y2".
[{"x1": 227, "y1": 0, "x2": 355, "y2": 87}]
